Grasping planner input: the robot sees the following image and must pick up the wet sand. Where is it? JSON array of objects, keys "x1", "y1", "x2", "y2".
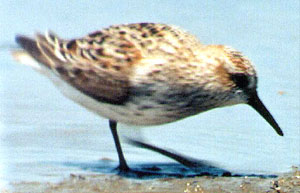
[{"x1": 6, "y1": 167, "x2": 300, "y2": 193}]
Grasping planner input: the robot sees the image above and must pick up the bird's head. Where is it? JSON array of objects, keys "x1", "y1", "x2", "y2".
[{"x1": 217, "y1": 46, "x2": 283, "y2": 136}]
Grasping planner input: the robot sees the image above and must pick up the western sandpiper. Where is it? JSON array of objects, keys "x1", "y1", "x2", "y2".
[{"x1": 12, "y1": 23, "x2": 283, "y2": 172}]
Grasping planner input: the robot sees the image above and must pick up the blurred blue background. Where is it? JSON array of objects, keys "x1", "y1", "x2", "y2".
[{"x1": 0, "y1": 0, "x2": 299, "y2": 188}]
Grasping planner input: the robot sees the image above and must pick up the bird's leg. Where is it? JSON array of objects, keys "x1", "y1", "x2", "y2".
[
  {"x1": 126, "y1": 138, "x2": 206, "y2": 168},
  {"x1": 109, "y1": 120, "x2": 130, "y2": 172}
]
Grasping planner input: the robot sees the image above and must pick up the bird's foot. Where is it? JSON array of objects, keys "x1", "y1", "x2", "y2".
[
  {"x1": 114, "y1": 164, "x2": 130, "y2": 174},
  {"x1": 113, "y1": 164, "x2": 166, "y2": 178}
]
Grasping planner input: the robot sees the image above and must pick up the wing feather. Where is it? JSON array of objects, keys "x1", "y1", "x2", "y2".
[{"x1": 14, "y1": 32, "x2": 133, "y2": 105}]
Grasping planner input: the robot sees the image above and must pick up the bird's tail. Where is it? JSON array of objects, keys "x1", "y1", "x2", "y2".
[{"x1": 11, "y1": 32, "x2": 65, "y2": 75}]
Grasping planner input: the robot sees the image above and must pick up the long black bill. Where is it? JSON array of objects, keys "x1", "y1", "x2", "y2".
[{"x1": 247, "y1": 92, "x2": 284, "y2": 136}]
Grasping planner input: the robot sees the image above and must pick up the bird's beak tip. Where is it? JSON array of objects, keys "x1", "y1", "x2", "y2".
[{"x1": 247, "y1": 92, "x2": 284, "y2": 137}]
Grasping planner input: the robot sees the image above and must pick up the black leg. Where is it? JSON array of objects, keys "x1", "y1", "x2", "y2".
[
  {"x1": 109, "y1": 120, "x2": 130, "y2": 172},
  {"x1": 125, "y1": 138, "x2": 207, "y2": 168}
]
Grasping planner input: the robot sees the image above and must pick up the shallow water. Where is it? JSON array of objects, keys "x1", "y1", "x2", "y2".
[{"x1": 0, "y1": 0, "x2": 299, "y2": 189}]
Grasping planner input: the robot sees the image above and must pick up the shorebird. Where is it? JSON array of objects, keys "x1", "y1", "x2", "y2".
[{"x1": 12, "y1": 23, "x2": 283, "y2": 172}]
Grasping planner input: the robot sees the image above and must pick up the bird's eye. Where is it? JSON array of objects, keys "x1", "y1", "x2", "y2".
[{"x1": 231, "y1": 73, "x2": 249, "y2": 89}]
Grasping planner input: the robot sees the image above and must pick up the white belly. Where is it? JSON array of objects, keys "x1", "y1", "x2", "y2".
[{"x1": 50, "y1": 75, "x2": 178, "y2": 126}]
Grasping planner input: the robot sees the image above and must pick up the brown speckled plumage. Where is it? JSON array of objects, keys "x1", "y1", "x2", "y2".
[
  {"x1": 14, "y1": 23, "x2": 256, "y2": 107},
  {"x1": 12, "y1": 22, "x2": 283, "y2": 171}
]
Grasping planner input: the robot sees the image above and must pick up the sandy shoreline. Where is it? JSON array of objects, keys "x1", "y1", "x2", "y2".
[{"x1": 5, "y1": 167, "x2": 299, "y2": 193}]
